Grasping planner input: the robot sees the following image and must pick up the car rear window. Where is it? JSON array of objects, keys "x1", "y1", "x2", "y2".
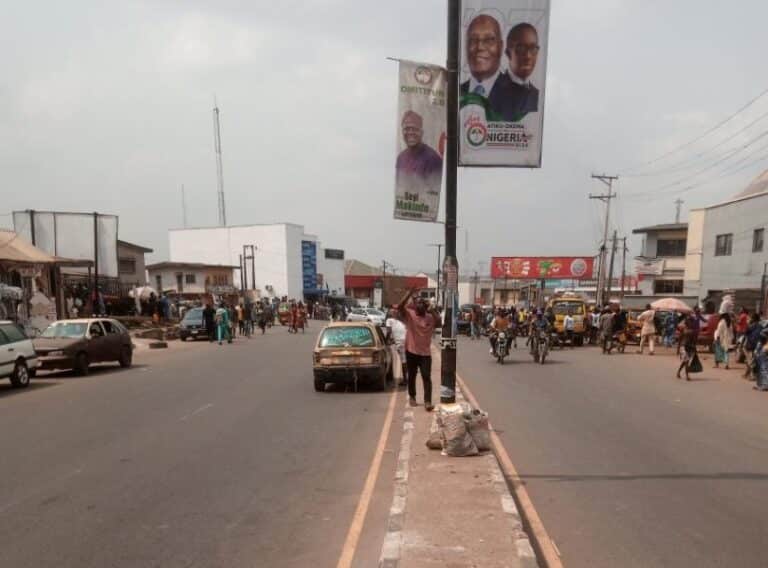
[
  {"x1": 0, "y1": 323, "x2": 26, "y2": 343},
  {"x1": 319, "y1": 327, "x2": 375, "y2": 347},
  {"x1": 183, "y1": 309, "x2": 204, "y2": 322}
]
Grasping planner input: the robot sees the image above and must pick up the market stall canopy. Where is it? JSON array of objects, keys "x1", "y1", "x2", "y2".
[
  {"x1": 0, "y1": 230, "x2": 92, "y2": 266},
  {"x1": 651, "y1": 297, "x2": 694, "y2": 314}
]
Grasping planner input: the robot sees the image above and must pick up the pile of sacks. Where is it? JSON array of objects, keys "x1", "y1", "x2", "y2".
[{"x1": 426, "y1": 402, "x2": 491, "y2": 457}]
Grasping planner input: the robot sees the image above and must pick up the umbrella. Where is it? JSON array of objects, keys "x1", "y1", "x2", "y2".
[{"x1": 651, "y1": 297, "x2": 693, "y2": 313}]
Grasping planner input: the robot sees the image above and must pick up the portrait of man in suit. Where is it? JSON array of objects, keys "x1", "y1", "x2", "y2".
[
  {"x1": 396, "y1": 110, "x2": 443, "y2": 196},
  {"x1": 460, "y1": 14, "x2": 505, "y2": 101},
  {"x1": 502, "y1": 22, "x2": 540, "y2": 118}
]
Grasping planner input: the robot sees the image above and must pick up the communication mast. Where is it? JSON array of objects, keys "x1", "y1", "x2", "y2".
[{"x1": 213, "y1": 100, "x2": 227, "y2": 226}]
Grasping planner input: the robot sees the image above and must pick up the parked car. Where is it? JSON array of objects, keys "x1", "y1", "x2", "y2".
[
  {"x1": 0, "y1": 320, "x2": 39, "y2": 388},
  {"x1": 33, "y1": 318, "x2": 134, "y2": 376},
  {"x1": 346, "y1": 307, "x2": 386, "y2": 326},
  {"x1": 179, "y1": 307, "x2": 207, "y2": 341},
  {"x1": 312, "y1": 322, "x2": 393, "y2": 392}
]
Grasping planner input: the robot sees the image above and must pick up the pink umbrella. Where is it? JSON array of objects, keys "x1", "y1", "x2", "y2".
[{"x1": 651, "y1": 297, "x2": 693, "y2": 313}]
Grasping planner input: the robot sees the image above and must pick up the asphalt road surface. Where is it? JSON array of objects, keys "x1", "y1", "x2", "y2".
[
  {"x1": 0, "y1": 327, "x2": 401, "y2": 568},
  {"x1": 457, "y1": 336, "x2": 768, "y2": 568}
]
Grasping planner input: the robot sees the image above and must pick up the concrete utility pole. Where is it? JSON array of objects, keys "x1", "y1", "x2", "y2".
[
  {"x1": 440, "y1": 0, "x2": 460, "y2": 404},
  {"x1": 213, "y1": 100, "x2": 227, "y2": 227},
  {"x1": 620, "y1": 237, "x2": 627, "y2": 299},
  {"x1": 674, "y1": 198, "x2": 684, "y2": 224},
  {"x1": 590, "y1": 174, "x2": 618, "y2": 306},
  {"x1": 607, "y1": 230, "x2": 618, "y2": 302}
]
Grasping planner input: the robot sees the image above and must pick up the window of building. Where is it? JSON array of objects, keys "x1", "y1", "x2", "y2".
[
  {"x1": 714, "y1": 233, "x2": 733, "y2": 256},
  {"x1": 656, "y1": 238, "x2": 687, "y2": 257},
  {"x1": 155, "y1": 274, "x2": 162, "y2": 292},
  {"x1": 119, "y1": 257, "x2": 136, "y2": 274},
  {"x1": 753, "y1": 228, "x2": 764, "y2": 253},
  {"x1": 185, "y1": 273, "x2": 196, "y2": 284},
  {"x1": 654, "y1": 279, "x2": 683, "y2": 294}
]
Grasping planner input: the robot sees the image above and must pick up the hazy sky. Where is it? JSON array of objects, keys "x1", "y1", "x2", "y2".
[{"x1": 3, "y1": 0, "x2": 768, "y2": 275}]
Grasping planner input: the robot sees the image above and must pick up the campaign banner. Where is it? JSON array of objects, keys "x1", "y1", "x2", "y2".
[
  {"x1": 491, "y1": 256, "x2": 594, "y2": 279},
  {"x1": 458, "y1": 0, "x2": 550, "y2": 167},
  {"x1": 394, "y1": 60, "x2": 447, "y2": 222}
]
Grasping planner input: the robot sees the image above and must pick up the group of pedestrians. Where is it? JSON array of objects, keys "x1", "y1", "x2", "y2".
[{"x1": 200, "y1": 299, "x2": 276, "y2": 345}]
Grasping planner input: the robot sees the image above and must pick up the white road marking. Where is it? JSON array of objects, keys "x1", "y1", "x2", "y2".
[{"x1": 180, "y1": 403, "x2": 214, "y2": 421}]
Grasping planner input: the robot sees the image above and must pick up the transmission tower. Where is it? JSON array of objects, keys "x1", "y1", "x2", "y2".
[{"x1": 213, "y1": 100, "x2": 227, "y2": 226}]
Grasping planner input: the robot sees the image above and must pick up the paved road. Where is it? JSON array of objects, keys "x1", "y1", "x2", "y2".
[
  {"x1": 0, "y1": 328, "x2": 401, "y2": 568},
  {"x1": 457, "y1": 337, "x2": 768, "y2": 567}
]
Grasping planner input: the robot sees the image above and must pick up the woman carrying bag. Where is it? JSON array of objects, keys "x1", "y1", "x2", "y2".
[{"x1": 714, "y1": 313, "x2": 733, "y2": 370}]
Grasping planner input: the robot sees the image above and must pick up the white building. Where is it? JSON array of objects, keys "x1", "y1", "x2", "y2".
[
  {"x1": 168, "y1": 223, "x2": 345, "y2": 300},
  {"x1": 632, "y1": 223, "x2": 688, "y2": 296},
  {"x1": 684, "y1": 171, "x2": 768, "y2": 310}
]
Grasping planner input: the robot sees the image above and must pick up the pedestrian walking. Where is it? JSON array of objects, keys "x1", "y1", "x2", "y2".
[
  {"x1": 663, "y1": 311, "x2": 677, "y2": 348},
  {"x1": 743, "y1": 313, "x2": 763, "y2": 380},
  {"x1": 599, "y1": 307, "x2": 614, "y2": 354},
  {"x1": 469, "y1": 307, "x2": 479, "y2": 340},
  {"x1": 563, "y1": 313, "x2": 575, "y2": 347},
  {"x1": 753, "y1": 333, "x2": 768, "y2": 391},
  {"x1": 713, "y1": 313, "x2": 733, "y2": 369},
  {"x1": 236, "y1": 303, "x2": 245, "y2": 336},
  {"x1": 216, "y1": 303, "x2": 232, "y2": 345},
  {"x1": 386, "y1": 308, "x2": 408, "y2": 386},
  {"x1": 677, "y1": 316, "x2": 698, "y2": 381},
  {"x1": 637, "y1": 304, "x2": 657, "y2": 355},
  {"x1": 203, "y1": 303, "x2": 216, "y2": 342},
  {"x1": 398, "y1": 288, "x2": 441, "y2": 412}
]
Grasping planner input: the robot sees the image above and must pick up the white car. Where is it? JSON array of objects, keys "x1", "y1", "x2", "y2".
[
  {"x1": 347, "y1": 308, "x2": 386, "y2": 326},
  {"x1": 0, "y1": 321, "x2": 39, "y2": 388}
]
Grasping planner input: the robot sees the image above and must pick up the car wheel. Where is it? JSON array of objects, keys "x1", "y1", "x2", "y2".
[
  {"x1": 119, "y1": 346, "x2": 133, "y2": 368},
  {"x1": 74, "y1": 352, "x2": 90, "y2": 376},
  {"x1": 314, "y1": 377, "x2": 325, "y2": 392},
  {"x1": 9, "y1": 360, "x2": 30, "y2": 388},
  {"x1": 180, "y1": 335, "x2": 187, "y2": 342}
]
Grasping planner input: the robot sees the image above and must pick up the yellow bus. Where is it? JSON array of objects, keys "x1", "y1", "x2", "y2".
[{"x1": 548, "y1": 293, "x2": 588, "y2": 346}]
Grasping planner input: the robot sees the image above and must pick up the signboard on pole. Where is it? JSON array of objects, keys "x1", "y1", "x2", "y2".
[
  {"x1": 458, "y1": 0, "x2": 550, "y2": 167},
  {"x1": 491, "y1": 256, "x2": 594, "y2": 279},
  {"x1": 394, "y1": 60, "x2": 447, "y2": 222}
]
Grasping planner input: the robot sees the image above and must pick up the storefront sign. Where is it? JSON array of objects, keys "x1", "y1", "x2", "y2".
[{"x1": 491, "y1": 256, "x2": 594, "y2": 279}]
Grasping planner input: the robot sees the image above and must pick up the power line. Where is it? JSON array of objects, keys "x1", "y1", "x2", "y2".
[{"x1": 621, "y1": 85, "x2": 768, "y2": 175}]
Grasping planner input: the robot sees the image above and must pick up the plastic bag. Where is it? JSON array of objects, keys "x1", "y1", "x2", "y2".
[
  {"x1": 466, "y1": 409, "x2": 491, "y2": 452},
  {"x1": 438, "y1": 407, "x2": 478, "y2": 457},
  {"x1": 689, "y1": 352, "x2": 703, "y2": 373},
  {"x1": 426, "y1": 415, "x2": 442, "y2": 450}
]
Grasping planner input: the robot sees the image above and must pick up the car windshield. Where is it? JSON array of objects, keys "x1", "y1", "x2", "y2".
[
  {"x1": 183, "y1": 308, "x2": 204, "y2": 322},
  {"x1": 41, "y1": 322, "x2": 87, "y2": 339},
  {"x1": 319, "y1": 327, "x2": 375, "y2": 347},
  {"x1": 552, "y1": 302, "x2": 585, "y2": 316}
]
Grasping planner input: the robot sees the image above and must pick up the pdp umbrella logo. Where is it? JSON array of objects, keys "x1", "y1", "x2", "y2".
[
  {"x1": 414, "y1": 66, "x2": 433, "y2": 85},
  {"x1": 570, "y1": 258, "x2": 588, "y2": 277},
  {"x1": 465, "y1": 116, "x2": 487, "y2": 147}
]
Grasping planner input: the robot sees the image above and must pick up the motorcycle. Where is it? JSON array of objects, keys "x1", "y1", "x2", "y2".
[
  {"x1": 531, "y1": 329, "x2": 550, "y2": 364},
  {"x1": 493, "y1": 331, "x2": 510, "y2": 364}
]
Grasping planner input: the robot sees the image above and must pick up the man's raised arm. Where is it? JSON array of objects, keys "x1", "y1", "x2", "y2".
[{"x1": 397, "y1": 288, "x2": 416, "y2": 320}]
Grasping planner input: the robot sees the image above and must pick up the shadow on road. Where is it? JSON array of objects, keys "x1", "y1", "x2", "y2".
[
  {"x1": 38, "y1": 364, "x2": 150, "y2": 380},
  {"x1": 0, "y1": 380, "x2": 59, "y2": 399}
]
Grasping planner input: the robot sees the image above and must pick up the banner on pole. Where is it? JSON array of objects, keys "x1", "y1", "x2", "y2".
[
  {"x1": 491, "y1": 256, "x2": 594, "y2": 279},
  {"x1": 458, "y1": 0, "x2": 550, "y2": 167},
  {"x1": 394, "y1": 60, "x2": 447, "y2": 222}
]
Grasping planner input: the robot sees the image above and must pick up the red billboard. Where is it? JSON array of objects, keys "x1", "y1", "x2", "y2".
[{"x1": 491, "y1": 257, "x2": 595, "y2": 280}]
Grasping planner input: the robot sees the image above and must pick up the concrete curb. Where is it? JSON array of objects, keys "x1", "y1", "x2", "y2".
[{"x1": 379, "y1": 399, "x2": 413, "y2": 567}]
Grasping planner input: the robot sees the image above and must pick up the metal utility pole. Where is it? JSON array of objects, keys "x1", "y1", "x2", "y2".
[
  {"x1": 213, "y1": 101, "x2": 227, "y2": 227},
  {"x1": 181, "y1": 184, "x2": 188, "y2": 228},
  {"x1": 427, "y1": 243, "x2": 443, "y2": 304},
  {"x1": 440, "y1": 0, "x2": 460, "y2": 404},
  {"x1": 674, "y1": 198, "x2": 684, "y2": 224},
  {"x1": 606, "y1": 230, "x2": 618, "y2": 302},
  {"x1": 590, "y1": 174, "x2": 618, "y2": 306},
  {"x1": 620, "y1": 237, "x2": 627, "y2": 298},
  {"x1": 249, "y1": 245, "x2": 256, "y2": 290}
]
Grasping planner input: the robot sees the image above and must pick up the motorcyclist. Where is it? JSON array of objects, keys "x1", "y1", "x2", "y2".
[
  {"x1": 529, "y1": 309, "x2": 552, "y2": 355},
  {"x1": 489, "y1": 308, "x2": 511, "y2": 356}
]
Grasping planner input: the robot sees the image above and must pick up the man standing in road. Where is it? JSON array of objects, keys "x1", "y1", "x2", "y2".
[
  {"x1": 203, "y1": 303, "x2": 216, "y2": 343},
  {"x1": 386, "y1": 307, "x2": 408, "y2": 387},
  {"x1": 637, "y1": 304, "x2": 657, "y2": 355},
  {"x1": 398, "y1": 289, "x2": 441, "y2": 412}
]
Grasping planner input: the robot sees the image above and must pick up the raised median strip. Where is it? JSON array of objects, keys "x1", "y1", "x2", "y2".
[{"x1": 378, "y1": 347, "x2": 541, "y2": 567}]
